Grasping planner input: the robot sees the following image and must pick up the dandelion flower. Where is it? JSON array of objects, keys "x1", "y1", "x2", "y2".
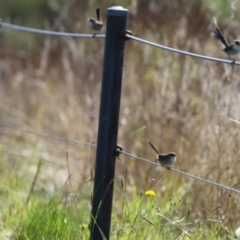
[{"x1": 145, "y1": 190, "x2": 156, "y2": 196}]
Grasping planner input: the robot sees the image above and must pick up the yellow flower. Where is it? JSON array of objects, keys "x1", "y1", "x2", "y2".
[{"x1": 145, "y1": 190, "x2": 156, "y2": 196}]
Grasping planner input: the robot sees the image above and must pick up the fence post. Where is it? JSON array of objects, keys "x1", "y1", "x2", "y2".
[{"x1": 90, "y1": 6, "x2": 128, "y2": 240}]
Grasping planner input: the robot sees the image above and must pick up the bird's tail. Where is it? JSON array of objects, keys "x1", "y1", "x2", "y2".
[
  {"x1": 96, "y1": 8, "x2": 101, "y2": 21},
  {"x1": 213, "y1": 28, "x2": 228, "y2": 48}
]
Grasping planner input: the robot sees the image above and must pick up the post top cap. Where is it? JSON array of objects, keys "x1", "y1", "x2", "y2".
[{"x1": 107, "y1": 6, "x2": 128, "y2": 16}]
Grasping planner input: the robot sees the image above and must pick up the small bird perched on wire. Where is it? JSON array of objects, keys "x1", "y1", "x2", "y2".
[
  {"x1": 148, "y1": 140, "x2": 176, "y2": 170},
  {"x1": 88, "y1": 8, "x2": 103, "y2": 36},
  {"x1": 213, "y1": 27, "x2": 240, "y2": 60}
]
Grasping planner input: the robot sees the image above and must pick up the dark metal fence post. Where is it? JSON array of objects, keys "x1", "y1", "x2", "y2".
[{"x1": 90, "y1": 6, "x2": 128, "y2": 240}]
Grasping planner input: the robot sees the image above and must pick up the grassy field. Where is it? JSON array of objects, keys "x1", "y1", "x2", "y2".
[{"x1": 1, "y1": 0, "x2": 240, "y2": 239}]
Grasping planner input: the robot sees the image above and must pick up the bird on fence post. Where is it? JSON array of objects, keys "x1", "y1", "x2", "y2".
[
  {"x1": 148, "y1": 140, "x2": 176, "y2": 170},
  {"x1": 88, "y1": 8, "x2": 103, "y2": 37},
  {"x1": 213, "y1": 27, "x2": 240, "y2": 63}
]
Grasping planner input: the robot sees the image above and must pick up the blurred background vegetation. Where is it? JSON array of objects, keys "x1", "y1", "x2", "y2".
[{"x1": 1, "y1": 0, "x2": 240, "y2": 239}]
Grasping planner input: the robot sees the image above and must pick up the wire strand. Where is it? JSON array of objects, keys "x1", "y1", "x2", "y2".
[
  {"x1": 126, "y1": 34, "x2": 240, "y2": 65},
  {"x1": 1, "y1": 122, "x2": 240, "y2": 195},
  {"x1": 0, "y1": 122, "x2": 96, "y2": 147},
  {"x1": 0, "y1": 21, "x2": 105, "y2": 38},
  {"x1": 1, "y1": 22, "x2": 239, "y2": 65},
  {"x1": 121, "y1": 150, "x2": 240, "y2": 194}
]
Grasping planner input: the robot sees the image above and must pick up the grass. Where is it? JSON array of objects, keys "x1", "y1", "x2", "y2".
[
  {"x1": 1, "y1": 0, "x2": 240, "y2": 239},
  {"x1": 2, "y1": 194, "x2": 90, "y2": 239},
  {"x1": 0, "y1": 181, "x2": 234, "y2": 239}
]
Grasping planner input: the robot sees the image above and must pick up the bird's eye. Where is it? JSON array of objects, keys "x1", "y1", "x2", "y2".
[{"x1": 234, "y1": 41, "x2": 240, "y2": 45}]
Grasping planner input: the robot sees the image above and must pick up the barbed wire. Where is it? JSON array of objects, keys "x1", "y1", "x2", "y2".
[
  {"x1": 0, "y1": 21, "x2": 239, "y2": 65},
  {"x1": 1, "y1": 122, "x2": 240, "y2": 195},
  {"x1": 0, "y1": 21, "x2": 105, "y2": 38}
]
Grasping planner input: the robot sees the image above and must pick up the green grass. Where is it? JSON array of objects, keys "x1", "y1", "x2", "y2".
[
  {"x1": 13, "y1": 197, "x2": 88, "y2": 240},
  {"x1": 0, "y1": 175, "x2": 235, "y2": 239},
  {"x1": 0, "y1": 168, "x2": 90, "y2": 240},
  {"x1": 0, "y1": 154, "x2": 236, "y2": 239}
]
